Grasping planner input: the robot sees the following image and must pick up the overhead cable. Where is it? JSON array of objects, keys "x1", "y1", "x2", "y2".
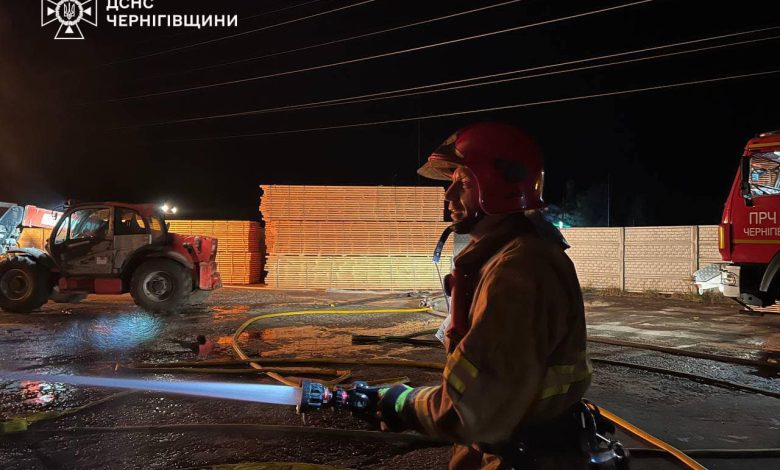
[
  {"x1": 168, "y1": 69, "x2": 780, "y2": 141},
  {"x1": 242, "y1": 0, "x2": 331, "y2": 22},
  {"x1": 101, "y1": 0, "x2": 377, "y2": 66},
  {"x1": 103, "y1": 0, "x2": 654, "y2": 103},
  {"x1": 121, "y1": 26, "x2": 780, "y2": 128},
  {"x1": 130, "y1": 0, "x2": 331, "y2": 47},
  {"x1": 146, "y1": 0, "x2": 527, "y2": 80}
]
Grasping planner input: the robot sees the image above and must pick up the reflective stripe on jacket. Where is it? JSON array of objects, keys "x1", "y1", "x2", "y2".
[{"x1": 402, "y1": 214, "x2": 591, "y2": 447}]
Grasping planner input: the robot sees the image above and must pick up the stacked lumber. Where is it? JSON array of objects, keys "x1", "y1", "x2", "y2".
[
  {"x1": 260, "y1": 185, "x2": 445, "y2": 221},
  {"x1": 264, "y1": 254, "x2": 451, "y2": 290},
  {"x1": 17, "y1": 227, "x2": 51, "y2": 250},
  {"x1": 216, "y1": 252, "x2": 264, "y2": 284},
  {"x1": 265, "y1": 221, "x2": 450, "y2": 255},
  {"x1": 261, "y1": 185, "x2": 452, "y2": 290},
  {"x1": 168, "y1": 220, "x2": 263, "y2": 285}
]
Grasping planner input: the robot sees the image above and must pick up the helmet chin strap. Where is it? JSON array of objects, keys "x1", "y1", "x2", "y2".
[
  {"x1": 430, "y1": 209, "x2": 484, "y2": 319},
  {"x1": 432, "y1": 209, "x2": 485, "y2": 273},
  {"x1": 451, "y1": 209, "x2": 485, "y2": 234}
]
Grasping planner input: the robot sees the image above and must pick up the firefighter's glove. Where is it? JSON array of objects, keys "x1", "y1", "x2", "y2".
[{"x1": 377, "y1": 384, "x2": 414, "y2": 432}]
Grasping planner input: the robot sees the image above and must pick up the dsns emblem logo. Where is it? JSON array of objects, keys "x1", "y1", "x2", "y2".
[{"x1": 41, "y1": 0, "x2": 98, "y2": 40}]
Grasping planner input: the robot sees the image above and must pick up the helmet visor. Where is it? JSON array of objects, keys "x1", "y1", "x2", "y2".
[{"x1": 417, "y1": 157, "x2": 461, "y2": 181}]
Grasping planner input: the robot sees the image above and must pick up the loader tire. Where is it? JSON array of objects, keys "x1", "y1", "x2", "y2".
[
  {"x1": 0, "y1": 255, "x2": 51, "y2": 313},
  {"x1": 131, "y1": 258, "x2": 192, "y2": 313}
]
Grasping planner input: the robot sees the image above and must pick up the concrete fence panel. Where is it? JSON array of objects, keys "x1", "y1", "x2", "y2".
[
  {"x1": 559, "y1": 225, "x2": 723, "y2": 294},
  {"x1": 561, "y1": 227, "x2": 623, "y2": 290},
  {"x1": 623, "y1": 226, "x2": 698, "y2": 293},
  {"x1": 698, "y1": 225, "x2": 721, "y2": 267}
]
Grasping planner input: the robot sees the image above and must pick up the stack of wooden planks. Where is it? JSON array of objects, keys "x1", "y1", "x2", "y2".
[
  {"x1": 260, "y1": 185, "x2": 446, "y2": 221},
  {"x1": 17, "y1": 227, "x2": 51, "y2": 251},
  {"x1": 168, "y1": 220, "x2": 264, "y2": 285},
  {"x1": 261, "y1": 185, "x2": 452, "y2": 290}
]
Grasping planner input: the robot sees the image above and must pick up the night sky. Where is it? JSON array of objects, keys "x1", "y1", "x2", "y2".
[{"x1": 0, "y1": 0, "x2": 778, "y2": 225}]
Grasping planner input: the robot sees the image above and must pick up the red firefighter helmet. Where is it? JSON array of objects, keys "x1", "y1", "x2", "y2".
[{"x1": 417, "y1": 122, "x2": 545, "y2": 214}]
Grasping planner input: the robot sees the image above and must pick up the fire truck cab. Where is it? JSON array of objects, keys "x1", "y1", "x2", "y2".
[{"x1": 697, "y1": 131, "x2": 780, "y2": 307}]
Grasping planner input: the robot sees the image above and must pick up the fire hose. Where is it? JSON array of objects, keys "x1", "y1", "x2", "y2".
[
  {"x1": 230, "y1": 307, "x2": 435, "y2": 387},
  {"x1": 207, "y1": 305, "x2": 777, "y2": 469},
  {"x1": 0, "y1": 371, "x2": 720, "y2": 470},
  {"x1": 130, "y1": 304, "x2": 778, "y2": 469},
  {"x1": 2, "y1": 305, "x2": 774, "y2": 469}
]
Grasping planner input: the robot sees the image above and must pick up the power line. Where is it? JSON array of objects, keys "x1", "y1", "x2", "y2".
[
  {"x1": 121, "y1": 26, "x2": 780, "y2": 128},
  {"x1": 144, "y1": 0, "x2": 527, "y2": 80},
  {"x1": 130, "y1": 0, "x2": 331, "y2": 47},
  {"x1": 103, "y1": 0, "x2": 654, "y2": 103},
  {"x1": 169, "y1": 68, "x2": 780, "y2": 141},
  {"x1": 245, "y1": 32, "x2": 780, "y2": 113},
  {"x1": 241, "y1": 0, "x2": 331, "y2": 21},
  {"x1": 101, "y1": 0, "x2": 377, "y2": 67}
]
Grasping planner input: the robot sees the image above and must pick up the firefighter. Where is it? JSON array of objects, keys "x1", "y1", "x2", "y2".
[{"x1": 376, "y1": 123, "x2": 592, "y2": 469}]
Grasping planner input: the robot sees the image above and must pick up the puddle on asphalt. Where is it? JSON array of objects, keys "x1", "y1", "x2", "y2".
[
  {"x1": 20, "y1": 380, "x2": 68, "y2": 405},
  {"x1": 210, "y1": 305, "x2": 251, "y2": 320},
  {"x1": 751, "y1": 333, "x2": 780, "y2": 378},
  {"x1": 57, "y1": 312, "x2": 163, "y2": 353},
  {"x1": 225, "y1": 319, "x2": 441, "y2": 358}
]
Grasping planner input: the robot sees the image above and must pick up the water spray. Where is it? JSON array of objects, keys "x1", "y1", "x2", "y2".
[
  {"x1": 1, "y1": 371, "x2": 302, "y2": 407},
  {"x1": 0, "y1": 372, "x2": 382, "y2": 415}
]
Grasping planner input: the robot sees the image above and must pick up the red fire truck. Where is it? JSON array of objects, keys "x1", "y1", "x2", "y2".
[{"x1": 696, "y1": 131, "x2": 780, "y2": 309}]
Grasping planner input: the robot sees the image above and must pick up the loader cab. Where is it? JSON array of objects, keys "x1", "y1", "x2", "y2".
[{"x1": 49, "y1": 203, "x2": 163, "y2": 276}]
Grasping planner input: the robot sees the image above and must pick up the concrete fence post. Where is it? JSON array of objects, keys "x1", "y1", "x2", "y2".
[{"x1": 620, "y1": 227, "x2": 626, "y2": 291}]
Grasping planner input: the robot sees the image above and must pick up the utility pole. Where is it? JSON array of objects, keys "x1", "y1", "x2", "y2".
[
  {"x1": 562, "y1": 188, "x2": 566, "y2": 227},
  {"x1": 607, "y1": 172, "x2": 611, "y2": 227},
  {"x1": 416, "y1": 120, "x2": 421, "y2": 185}
]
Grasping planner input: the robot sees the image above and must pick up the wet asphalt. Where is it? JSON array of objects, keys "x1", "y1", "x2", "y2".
[{"x1": 0, "y1": 288, "x2": 777, "y2": 469}]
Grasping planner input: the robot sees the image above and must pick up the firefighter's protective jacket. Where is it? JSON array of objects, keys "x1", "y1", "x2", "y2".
[{"x1": 400, "y1": 213, "x2": 591, "y2": 449}]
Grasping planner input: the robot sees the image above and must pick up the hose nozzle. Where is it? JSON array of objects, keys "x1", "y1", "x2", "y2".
[{"x1": 297, "y1": 380, "x2": 380, "y2": 415}]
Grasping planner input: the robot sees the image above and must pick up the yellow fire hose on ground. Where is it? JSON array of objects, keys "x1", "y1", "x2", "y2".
[
  {"x1": 229, "y1": 307, "x2": 434, "y2": 387},
  {"x1": 181, "y1": 464, "x2": 350, "y2": 470},
  {"x1": 226, "y1": 307, "x2": 713, "y2": 469},
  {"x1": 0, "y1": 390, "x2": 137, "y2": 434},
  {"x1": 597, "y1": 407, "x2": 706, "y2": 470},
  {"x1": 230, "y1": 306, "x2": 713, "y2": 469},
  {"x1": 5, "y1": 305, "x2": 767, "y2": 469}
]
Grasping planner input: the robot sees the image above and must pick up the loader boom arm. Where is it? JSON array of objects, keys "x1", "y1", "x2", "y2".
[
  {"x1": 21, "y1": 205, "x2": 63, "y2": 229},
  {"x1": 0, "y1": 203, "x2": 63, "y2": 254}
]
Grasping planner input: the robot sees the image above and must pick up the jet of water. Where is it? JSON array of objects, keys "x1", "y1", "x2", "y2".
[{"x1": 0, "y1": 371, "x2": 302, "y2": 406}]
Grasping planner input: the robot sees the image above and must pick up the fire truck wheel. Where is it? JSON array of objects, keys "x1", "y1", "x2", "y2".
[
  {"x1": 0, "y1": 255, "x2": 52, "y2": 313},
  {"x1": 131, "y1": 259, "x2": 192, "y2": 313}
]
